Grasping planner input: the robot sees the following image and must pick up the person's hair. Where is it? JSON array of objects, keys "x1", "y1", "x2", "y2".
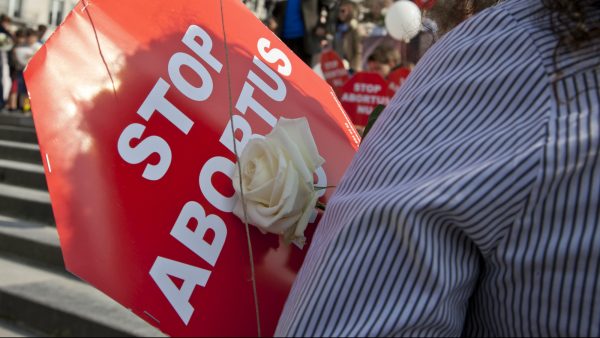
[
  {"x1": 427, "y1": 0, "x2": 499, "y2": 35},
  {"x1": 542, "y1": 0, "x2": 600, "y2": 49},
  {"x1": 368, "y1": 44, "x2": 401, "y2": 66},
  {"x1": 25, "y1": 28, "x2": 37, "y2": 38},
  {"x1": 37, "y1": 24, "x2": 47, "y2": 39},
  {"x1": 338, "y1": 0, "x2": 359, "y2": 21},
  {"x1": 540, "y1": 0, "x2": 600, "y2": 101},
  {"x1": 0, "y1": 14, "x2": 11, "y2": 24},
  {"x1": 14, "y1": 29, "x2": 25, "y2": 38},
  {"x1": 429, "y1": 0, "x2": 600, "y2": 46}
]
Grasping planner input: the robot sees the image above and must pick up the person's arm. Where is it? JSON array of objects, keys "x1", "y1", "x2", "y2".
[
  {"x1": 14, "y1": 48, "x2": 31, "y2": 69},
  {"x1": 349, "y1": 27, "x2": 362, "y2": 71},
  {"x1": 320, "y1": 0, "x2": 338, "y2": 38},
  {"x1": 277, "y1": 4, "x2": 551, "y2": 336}
]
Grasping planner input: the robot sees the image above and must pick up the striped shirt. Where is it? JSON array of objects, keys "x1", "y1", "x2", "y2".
[{"x1": 276, "y1": 0, "x2": 600, "y2": 336}]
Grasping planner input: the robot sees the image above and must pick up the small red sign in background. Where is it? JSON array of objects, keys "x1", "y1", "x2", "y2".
[
  {"x1": 320, "y1": 49, "x2": 350, "y2": 93},
  {"x1": 387, "y1": 67, "x2": 411, "y2": 93},
  {"x1": 339, "y1": 72, "x2": 394, "y2": 127}
]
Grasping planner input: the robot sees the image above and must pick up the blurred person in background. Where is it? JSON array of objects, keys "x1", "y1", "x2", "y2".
[
  {"x1": 266, "y1": 0, "x2": 335, "y2": 66},
  {"x1": 7, "y1": 28, "x2": 25, "y2": 112},
  {"x1": 9, "y1": 28, "x2": 40, "y2": 113},
  {"x1": 366, "y1": 43, "x2": 400, "y2": 78},
  {"x1": 405, "y1": 16, "x2": 438, "y2": 64},
  {"x1": 361, "y1": 0, "x2": 392, "y2": 37},
  {"x1": 0, "y1": 14, "x2": 13, "y2": 110},
  {"x1": 333, "y1": 0, "x2": 363, "y2": 72},
  {"x1": 0, "y1": 15, "x2": 13, "y2": 39},
  {"x1": 26, "y1": 28, "x2": 42, "y2": 53},
  {"x1": 359, "y1": 0, "x2": 403, "y2": 73},
  {"x1": 37, "y1": 25, "x2": 48, "y2": 44}
]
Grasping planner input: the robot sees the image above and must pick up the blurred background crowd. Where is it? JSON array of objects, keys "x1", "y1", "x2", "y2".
[
  {"x1": 0, "y1": 14, "x2": 47, "y2": 114},
  {"x1": 0, "y1": 0, "x2": 502, "y2": 114},
  {"x1": 245, "y1": 0, "x2": 498, "y2": 77}
]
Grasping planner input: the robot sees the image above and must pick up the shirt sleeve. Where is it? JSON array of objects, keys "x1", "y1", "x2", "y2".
[
  {"x1": 277, "y1": 4, "x2": 552, "y2": 337},
  {"x1": 14, "y1": 47, "x2": 31, "y2": 68}
]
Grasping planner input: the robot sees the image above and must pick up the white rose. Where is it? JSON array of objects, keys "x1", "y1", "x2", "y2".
[{"x1": 232, "y1": 117, "x2": 325, "y2": 246}]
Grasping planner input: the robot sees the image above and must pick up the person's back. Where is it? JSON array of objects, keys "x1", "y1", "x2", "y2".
[
  {"x1": 13, "y1": 29, "x2": 38, "y2": 70},
  {"x1": 13, "y1": 44, "x2": 33, "y2": 70},
  {"x1": 277, "y1": 0, "x2": 600, "y2": 336},
  {"x1": 333, "y1": 0, "x2": 362, "y2": 72}
]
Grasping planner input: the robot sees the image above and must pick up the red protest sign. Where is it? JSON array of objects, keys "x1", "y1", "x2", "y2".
[
  {"x1": 320, "y1": 49, "x2": 350, "y2": 92},
  {"x1": 24, "y1": 0, "x2": 359, "y2": 336},
  {"x1": 339, "y1": 72, "x2": 394, "y2": 127},
  {"x1": 414, "y1": 0, "x2": 437, "y2": 10},
  {"x1": 387, "y1": 67, "x2": 411, "y2": 93}
]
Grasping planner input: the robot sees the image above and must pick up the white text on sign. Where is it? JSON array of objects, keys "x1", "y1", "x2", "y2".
[{"x1": 117, "y1": 25, "x2": 327, "y2": 325}]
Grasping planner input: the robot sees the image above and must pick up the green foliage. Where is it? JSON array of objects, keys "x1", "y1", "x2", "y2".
[{"x1": 361, "y1": 104, "x2": 385, "y2": 143}]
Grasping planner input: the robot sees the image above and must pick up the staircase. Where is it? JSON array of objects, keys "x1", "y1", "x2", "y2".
[{"x1": 0, "y1": 112, "x2": 164, "y2": 337}]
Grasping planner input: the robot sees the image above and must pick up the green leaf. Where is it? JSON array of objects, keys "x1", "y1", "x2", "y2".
[
  {"x1": 361, "y1": 104, "x2": 385, "y2": 143},
  {"x1": 314, "y1": 185, "x2": 336, "y2": 191}
]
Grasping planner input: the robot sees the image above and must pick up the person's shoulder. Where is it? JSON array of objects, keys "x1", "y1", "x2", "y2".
[
  {"x1": 31, "y1": 42, "x2": 42, "y2": 51},
  {"x1": 414, "y1": 0, "x2": 545, "y2": 76},
  {"x1": 14, "y1": 45, "x2": 34, "y2": 57},
  {"x1": 386, "y1": 0, "x2": 551, "y2": 121},
  {"x1": 437, "y1": 0, "x2": 538, "y2": 46}
]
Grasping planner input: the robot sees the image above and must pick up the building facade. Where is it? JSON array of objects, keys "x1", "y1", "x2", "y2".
[{"x1": 0, "y1": 0, "x2": 76, "y2": 27}]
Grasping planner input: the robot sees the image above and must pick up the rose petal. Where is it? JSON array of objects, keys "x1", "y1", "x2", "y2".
[
  {"x1": 267, "y1": 146, "x2": 292, "y2": 206},
  {"x1": 269, "y1": 117, "x2": 325, "y2": 172},
  {"x1": 232, "y1": 117, "x2": 325, "y2": 242}
]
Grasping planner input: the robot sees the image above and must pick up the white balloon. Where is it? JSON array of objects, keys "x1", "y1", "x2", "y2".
[{"x1": 385, "y1": 0, "x2": 422, "y2": 43}]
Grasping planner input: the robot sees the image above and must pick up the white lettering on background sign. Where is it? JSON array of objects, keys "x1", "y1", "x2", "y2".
[{"x1": 116, "y1": 25, "x2": 328, "y2": 325}]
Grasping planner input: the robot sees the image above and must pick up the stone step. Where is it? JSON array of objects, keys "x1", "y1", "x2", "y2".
[
  {"x1": 0, "y1": 256, "x2": 165, "y2": 337},
  {"x1": 0, "y1": 183, "x2": 54, "y2": 225},
  {"x1": 0, "y1": 214, "x2": 63, "y2": 270},
  {"x1": 0, "y1": 125, "x2": 37, "y2": 144},
  {"x1": 0, "y1": 140, "x2": 42, "y2": 165},
  {"x1": 0, "y1": 159, "x2": 47, "y2": 190},
  {"x1": 0, "y1": 318, "x2": 39, "y2": 337},
  {"x1": 0, "y1": 113, "x2": 35, "y2": 128}
]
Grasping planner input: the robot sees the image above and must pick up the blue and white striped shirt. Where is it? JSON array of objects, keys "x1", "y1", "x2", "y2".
[{"x1": 277, "y1": 0, "x2": 600, "y2": 336}]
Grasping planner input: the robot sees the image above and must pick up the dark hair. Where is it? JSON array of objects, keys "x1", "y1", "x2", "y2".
[
  {"x1": 0, "y1": 14, "x2": 11, "y2": 24},
  {"x1": 429, "y1": 0, "x2": 600, "y2": 44},
  {"x1": 542, "y1": 0, "x2": 600, "y2": 49},
  {"x1": 540, "y1": 0, "x2": 600, "y2": 101},
  {"x1": 338, "y1": 0, "x2": 359, "y2": 19},
  {"x1": 25, "y1": 28, "x2": 37, "y2": 38},
  {"x1": 14, "y1": 29, "x2": 26, "y2": 38},
  {"x1": 368, "y1": 44, "x2": 400, "y2": 65},
  {"x1": 427, "y1": 0, "x2": 499, "y2": 35}
]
